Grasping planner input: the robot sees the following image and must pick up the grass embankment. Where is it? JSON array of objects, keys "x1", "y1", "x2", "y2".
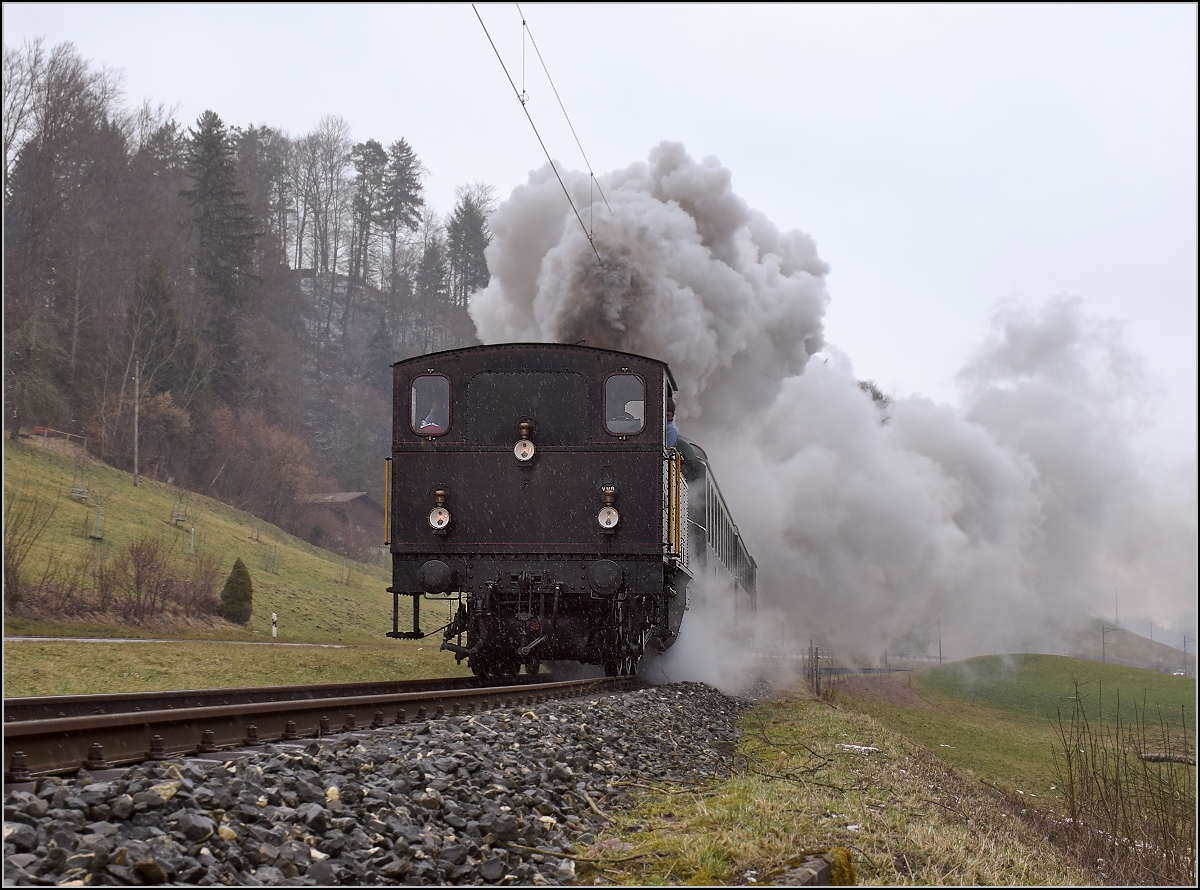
[
  {"x1": 858, "y1": 655, "x2": 1195, "y2": 794},
  {"x1": 579, "y1": 657, "x2": 1195, "y2": 886},
  {"x1": 3, "y1": 436, "x2": 464, "y2": 695},
  {"x1": 2, "y1": 639, "x2": 469, "y2": 697}
]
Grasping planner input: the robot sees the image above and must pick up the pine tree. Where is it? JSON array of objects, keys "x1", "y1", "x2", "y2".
[
  {"x1": 415, "y1": 231, "x2": 449, "y2": 353},
  {"x1": 181, "y1": 110, "x2": 259, "y2": 406},
  {"x1": 379, "y1": 139, "x2": 424, "y2": 297},
  {"x1": 446, "y1": 189, "x2": 492, "y2": 308},
  {"x1": 217, "y1": 557, "x2": 253, "y2": 624}
]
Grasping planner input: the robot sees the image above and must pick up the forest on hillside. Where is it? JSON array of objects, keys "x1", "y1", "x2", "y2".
[{"x1": 4, "y1": 39, "x2": 487, "y2": 548}]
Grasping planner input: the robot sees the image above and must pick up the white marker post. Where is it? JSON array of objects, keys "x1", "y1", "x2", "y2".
[{"x1": 272, "y1": 612, "x2": 278, "y2": 640}]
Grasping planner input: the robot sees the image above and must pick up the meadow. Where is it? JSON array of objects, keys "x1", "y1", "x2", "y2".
[
  {"x1": 4, "y1": 436, "x2": 1195, "y2": 884},
  {"x1": 3, "y1": 436, "x2": 452, "y2": 646}
]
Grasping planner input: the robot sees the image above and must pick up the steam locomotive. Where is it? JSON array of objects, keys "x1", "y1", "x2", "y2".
[{"x1": 385, "y1": 343, "x2": 755, "y2": 678}]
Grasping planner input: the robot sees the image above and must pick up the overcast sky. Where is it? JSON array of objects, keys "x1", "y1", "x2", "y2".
[{"x1": 5, "y1": 2, "x2": 1197, "y2": 460}]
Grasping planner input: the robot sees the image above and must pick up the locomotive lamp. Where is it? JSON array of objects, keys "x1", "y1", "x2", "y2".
[
  {"x1": 514, "y1": 421, "x2": 536, "y2": 461},
  {"x1": 598, "y1": 484, "x2": 619, "y2": 531},
  {"x1": 428, "y1": 489, "x2": 450, "y2": 532}
]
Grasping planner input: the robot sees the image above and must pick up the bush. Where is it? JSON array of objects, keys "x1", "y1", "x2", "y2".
[{"x1": 217, "y1": 557, "x2": 253, "y2": 624}]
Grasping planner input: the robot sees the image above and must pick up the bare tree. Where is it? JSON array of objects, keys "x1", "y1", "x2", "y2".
[
  {"x1": 3, "y1": 38, "x2": 44, "y2": 192},
  {"x1": 174, "y1": 550, "x2": 221, "y2": 618},
  {"x1": 294, "y1": 116, "x2": 352, "y2": 344},
  {"x1": 2, "y1": 487, "x2": 59, "y2": 605},
  {"x1": 111, "y1": 534, "x2": 174, "y2": 621}
]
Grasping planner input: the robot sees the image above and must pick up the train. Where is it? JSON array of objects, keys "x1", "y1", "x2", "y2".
[{"x1": 384, "y1": 342, "x2": 756, "y2": 679}]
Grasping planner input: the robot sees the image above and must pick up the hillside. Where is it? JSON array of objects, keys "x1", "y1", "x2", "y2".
[
  {"x1": 2, "y1": 434, "x2": 453, "y2": 644},
  {"x1": 1067, "y1": 616, "x2": 1195, "y2": 676}
]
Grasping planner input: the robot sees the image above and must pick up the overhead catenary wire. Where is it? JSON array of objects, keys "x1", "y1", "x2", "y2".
[
  {"x1": 516, "y1": 3, "x2": 613, "y2": 219},
  {"x1": 473, "y1": 3, "x2": 603, "y2": 263}
]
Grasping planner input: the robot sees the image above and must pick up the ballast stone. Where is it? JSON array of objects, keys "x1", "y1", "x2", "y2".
[{"x1": 4, "y1": 681, "x2": 749, "y2": 885}]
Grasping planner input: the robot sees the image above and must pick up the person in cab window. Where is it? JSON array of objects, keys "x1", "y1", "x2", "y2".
[
  {"x1": 665, "y1": 397, "x2": 679, "y2": 448},
  {"x1": 421, "y1": 397, "x2": 448, "y2": 435}
]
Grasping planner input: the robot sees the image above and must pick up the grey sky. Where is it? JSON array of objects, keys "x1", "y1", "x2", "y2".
[{"x1": 4, "y1": 2, "x2": 1196, "y2": 461}]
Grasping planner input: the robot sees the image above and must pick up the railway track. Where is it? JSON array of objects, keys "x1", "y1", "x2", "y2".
[{"x1": 3, "y1": 674, "x2": 638, "y2": 782}]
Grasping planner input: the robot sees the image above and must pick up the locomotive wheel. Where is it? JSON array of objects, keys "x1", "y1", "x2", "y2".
[
  {"x1": 604, "y1": 601, "x2": 640, "y2": 677},
  {"x1": 469, "y1": 654, "x2": 496, "y2": 681},
  {"x1": 470, "y1": 652, "x2": 520, "y2": 681}
]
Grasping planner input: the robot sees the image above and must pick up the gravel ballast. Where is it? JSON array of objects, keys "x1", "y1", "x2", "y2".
[{"x1": 4, "y1": 682, "x2": 749, "y2": 886}]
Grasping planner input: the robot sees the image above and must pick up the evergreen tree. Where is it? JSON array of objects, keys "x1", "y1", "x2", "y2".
[
  {"x1": 446, "y1": 188, "x2": 492, "y2": 307},
  {"x1": 4, "y1": 311, "x2": 66, "y2": 439},
  {"x1": 415, "y1": 230, "x2": 449, "y2": 353},
  {"x1": 364, "y1": 315, "x2": 394, "y2": 394},
  {"x1": 217, "y1": 557, "x2": 253, "y2": 624},
  {"x1": 127, "y1": 258, "x2": 185, "y2": 395},
  {"x1": 182, "y1": 110, "x2": 259, "y2": 405},
  {"x1": 350, "y1": 139, "x2": 387, "y2": 286},
  {"x1": 379, "y1": 139, "x2": 424, "y2": 297},
  {"x1": 234, "y1": 124, "x2": 292, "y2": 269}
]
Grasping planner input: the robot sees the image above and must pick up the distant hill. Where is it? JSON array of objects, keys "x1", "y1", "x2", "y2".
[{"x1": 1067, "y1": 617, "x2": 1195, "y2": 676}]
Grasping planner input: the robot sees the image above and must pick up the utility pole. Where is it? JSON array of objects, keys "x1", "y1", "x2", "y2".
[
  {"x1": 938, "y1": 619, "x2": 943, "y2": 664},
  {"x1": 1101, "y1": 624, "x2": 1116, "y2": 663},
  {"x1": 132, "y1": 360, "x2": 140, "y2": 487},
  {"x1": 1185, "y1": 636, "x2": 1195, "y2": 677}
]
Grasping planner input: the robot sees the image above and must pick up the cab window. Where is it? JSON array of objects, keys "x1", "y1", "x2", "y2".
[
  {"x1": 604, "y1": 374, "x2": 645, "y2": 435},
  {"x1": 411, "y1": 375, "x2": 450, "y2": 436}
]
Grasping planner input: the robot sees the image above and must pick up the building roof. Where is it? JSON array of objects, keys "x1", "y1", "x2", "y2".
[{"x1": 305, "y1": 492, "x2": 382, "y2": 510}]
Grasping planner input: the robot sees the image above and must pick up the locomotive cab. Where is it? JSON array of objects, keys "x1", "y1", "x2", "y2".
[{"x1": 385, "y1": 343, "x2": 692, "y2": 679}]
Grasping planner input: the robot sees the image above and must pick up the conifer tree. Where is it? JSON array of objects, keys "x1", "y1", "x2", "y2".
[
  {"x1": 217, "y1": 557, "x2": 253, "y2": 624},
  {"x1": 379, "y1": 139, "x2": 424, "y2": 297},
  {"x1": 182, "y1": 110, "x2": 259, "y2": 406},
  {"x1": 446, "y1": 188, "x2": 492, "y2": 307}
]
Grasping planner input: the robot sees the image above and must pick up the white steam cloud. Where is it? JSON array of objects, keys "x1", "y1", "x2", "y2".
[{"x1": 470, "y1": 141, "x2": 1197, "y2": 688}]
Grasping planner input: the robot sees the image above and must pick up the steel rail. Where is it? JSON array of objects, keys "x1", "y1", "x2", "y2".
[
  {"x1": 4, "y1": 676, "x2": 638, "y2": 782},
  {"x1": 2, "y1": 676, "x2": 497, "y2": 721}
]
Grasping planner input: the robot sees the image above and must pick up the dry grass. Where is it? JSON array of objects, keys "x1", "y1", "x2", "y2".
[
  {"x1": 579, "y1": 683, "x2": 1099, "y2": 886},
  {"x1": 1050, "y1": 680, "x2": 1196, "y2": 885}
]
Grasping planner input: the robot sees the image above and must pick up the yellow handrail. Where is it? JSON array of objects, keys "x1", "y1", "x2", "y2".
[{"x1": 383, "y1": 457, "x2": 391, "y2": 545}]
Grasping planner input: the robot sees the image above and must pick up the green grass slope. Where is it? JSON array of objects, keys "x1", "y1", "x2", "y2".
[
  {"x1": 837, "y1": 654, "x2": 1196, "y2": 796},
  {"x1": 3, "y1": 436, "x2": 456, "y2": 643}
]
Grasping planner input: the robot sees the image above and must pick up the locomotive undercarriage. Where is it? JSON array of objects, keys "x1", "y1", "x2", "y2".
[
  {"x1": 407, "y1": 565, "x2": 681, "y2": 679},
  {"x1": 440, "y1": 584, "x2": 656, "y2": 679},
  {"x1": 390, "y1": 554, "x2": 689, "y2": 679}
]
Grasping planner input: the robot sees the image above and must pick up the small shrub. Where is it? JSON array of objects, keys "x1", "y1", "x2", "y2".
[{"x1": 217, "y1": 557, "x2": 253, "y2": 624}]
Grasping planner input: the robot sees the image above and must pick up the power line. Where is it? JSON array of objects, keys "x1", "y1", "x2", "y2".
[
  {"x1": 517, "y1": 3, "x2": 613, "y2": 219},
  {"x1": 473, "y1": 3, "x2": 601, "y2": 262}
]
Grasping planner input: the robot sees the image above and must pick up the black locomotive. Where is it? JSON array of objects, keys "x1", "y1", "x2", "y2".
[{"x1": 385, "y1": 342, "x2": 755, "y2": 678}]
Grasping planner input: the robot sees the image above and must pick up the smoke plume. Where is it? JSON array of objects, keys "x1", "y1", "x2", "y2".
[{"x1": 470, "y1": 141, "x2": 1197, "y2": 688}]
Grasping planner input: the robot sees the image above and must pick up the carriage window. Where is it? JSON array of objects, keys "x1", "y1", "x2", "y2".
[
  {"x1": 604, "y1": 374, "x2": 645, "y2": 435},
  {"x1": 411, "y1": 375, "x2": 450, "y2": 436}
]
